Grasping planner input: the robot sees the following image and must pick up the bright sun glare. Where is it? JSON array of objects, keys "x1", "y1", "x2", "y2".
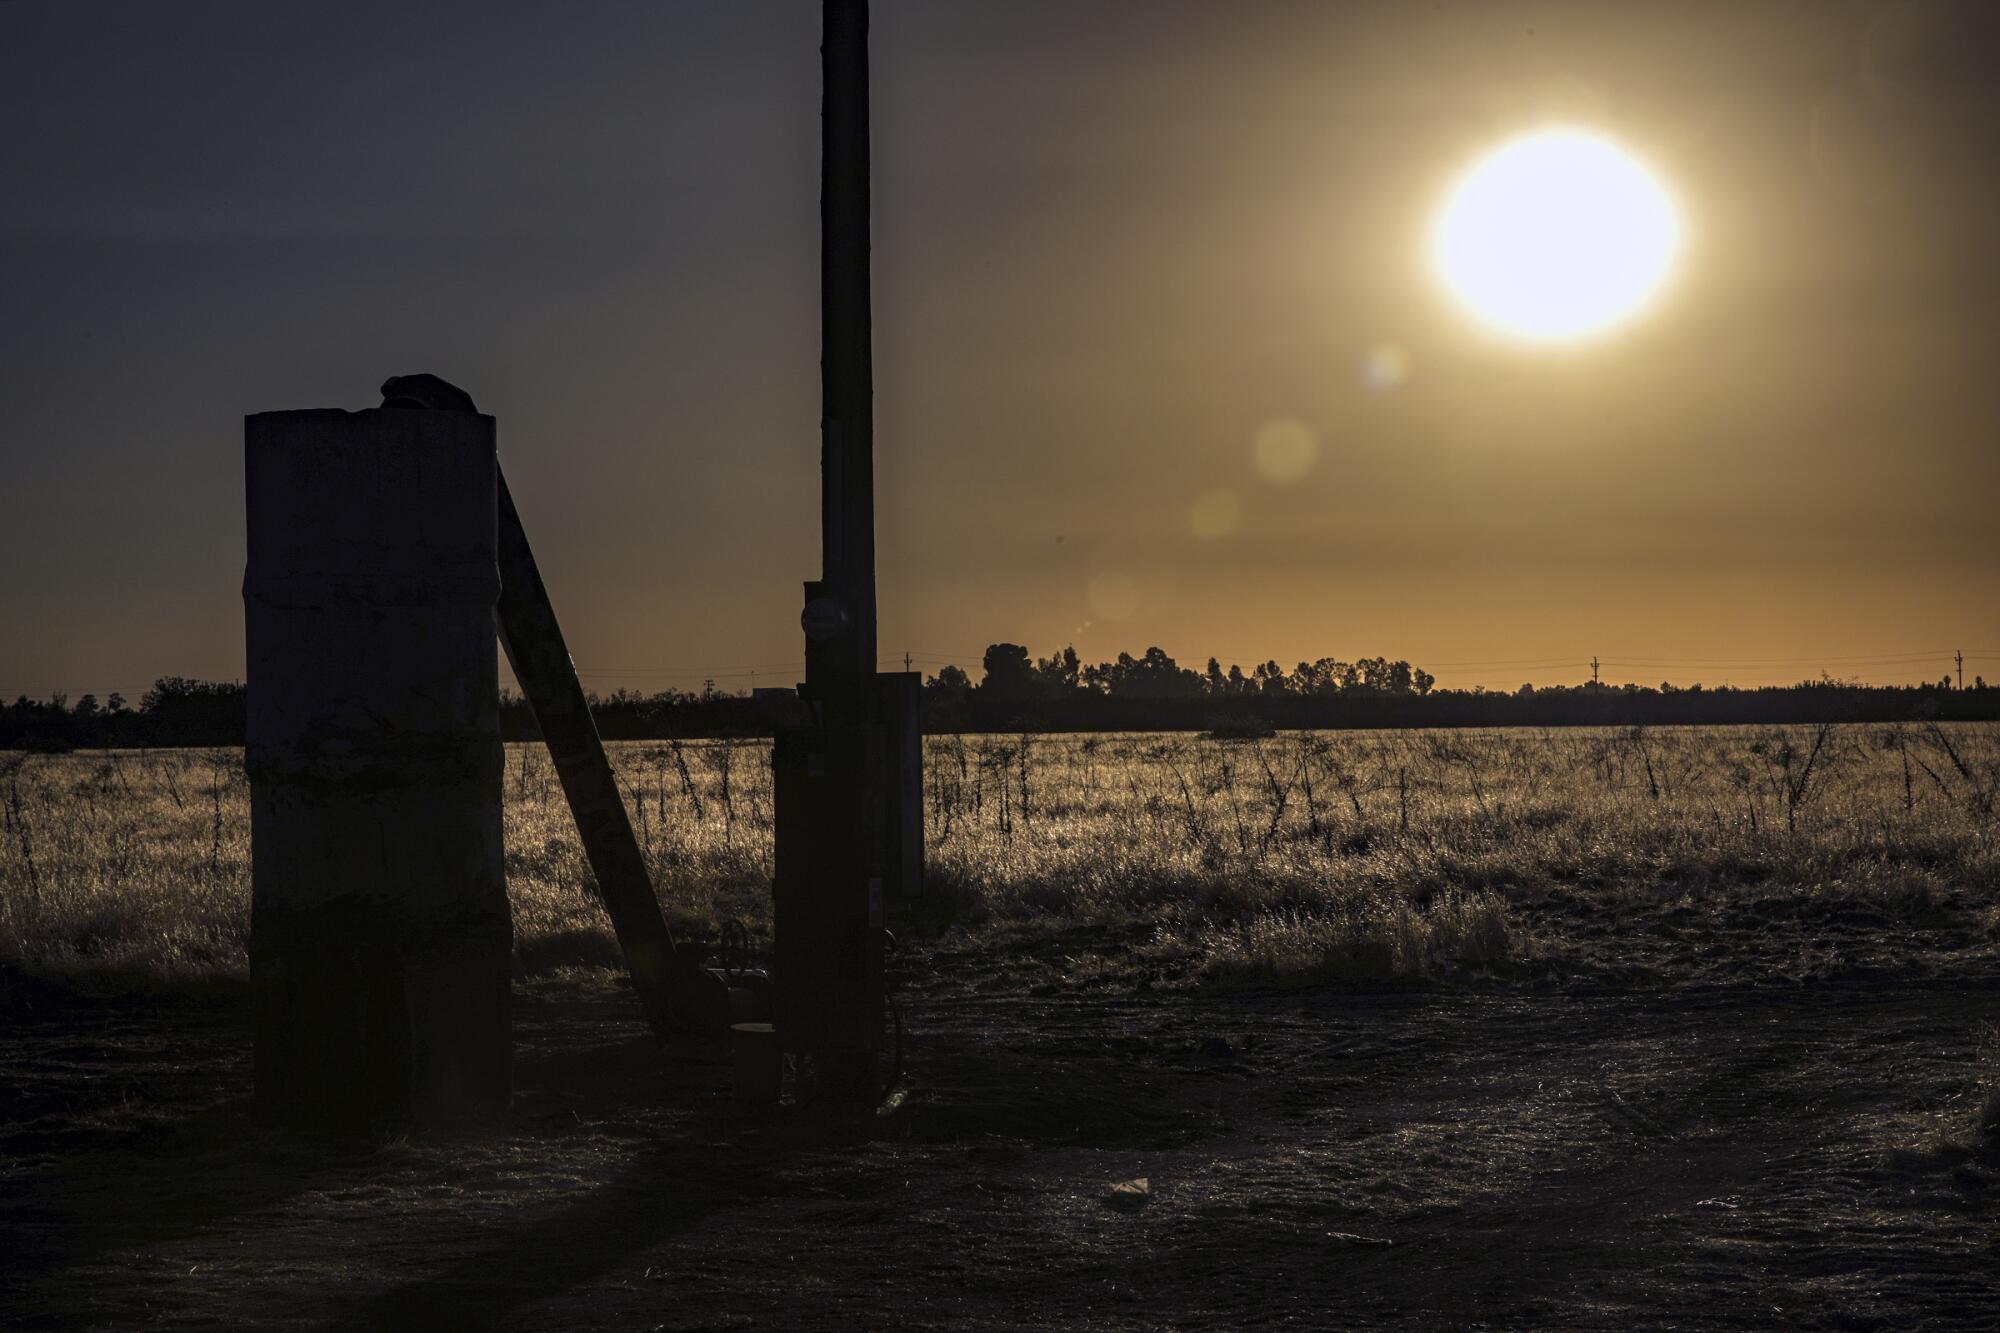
[{"x1": 1434, "y1": 128, "x2": 1681, "y2": 343}]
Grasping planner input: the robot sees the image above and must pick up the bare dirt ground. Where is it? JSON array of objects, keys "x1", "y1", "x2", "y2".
[{"x1": 5, "y1": 916, "x2": 1998, "y2": 1331}]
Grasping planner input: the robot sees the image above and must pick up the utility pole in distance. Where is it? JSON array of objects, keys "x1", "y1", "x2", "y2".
[
  {"x1": 1956, "y1": 649, "x2": 1964, "y2": 691},
  {"x1": 1591, "y1": 655, "x2": 1600, "y2": 687}
]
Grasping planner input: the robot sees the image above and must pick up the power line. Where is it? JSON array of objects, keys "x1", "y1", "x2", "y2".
[
  {"x1": 572, "y1": 656, "x2": 804, "y2": 668},
  {"x1": 1621, "y1": 649, "x2": 1988, "y2": 663}
]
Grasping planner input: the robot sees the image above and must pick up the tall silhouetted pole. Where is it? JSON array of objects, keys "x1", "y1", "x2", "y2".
[
  {"x1": 809, "y1": 0, "x2": 876, "y2": 724},
  {"x1": 771, "y1": 0, "x2": 891, "y2": 1103}
]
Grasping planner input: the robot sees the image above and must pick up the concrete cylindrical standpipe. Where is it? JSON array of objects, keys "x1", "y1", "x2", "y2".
[{"x1": 244, "y1": 406, "x2": 509, "y2": 1128}]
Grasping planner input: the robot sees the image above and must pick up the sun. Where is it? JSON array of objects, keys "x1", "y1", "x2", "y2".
[{"x1": 1433, "y1": 128, "x2": 1681, "y2": 343}]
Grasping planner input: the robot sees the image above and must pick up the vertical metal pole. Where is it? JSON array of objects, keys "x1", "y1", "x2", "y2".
[
  {"x1": 774, "y1": 0, "x2": 886, "y2": 1102},
  {"x1": 812, "y1": 0, "x2": 876, "y2": 721}
]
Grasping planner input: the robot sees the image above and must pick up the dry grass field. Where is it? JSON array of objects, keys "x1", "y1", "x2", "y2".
[
  {"x1": 6, "y1": 723, "x2": 2000, "y2": 1329},
  {"x1": 2, "y1": 723, "x2": 1995, "y2": 996}
]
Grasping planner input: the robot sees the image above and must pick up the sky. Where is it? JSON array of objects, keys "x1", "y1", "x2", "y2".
[{"x1": 2, "y1": 0, "x2": 1996, "y2": 697}]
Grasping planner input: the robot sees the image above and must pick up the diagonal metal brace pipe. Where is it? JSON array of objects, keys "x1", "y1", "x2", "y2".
[{"x1": 495, "y1": 467, "x2": 731, "y2": 1041}]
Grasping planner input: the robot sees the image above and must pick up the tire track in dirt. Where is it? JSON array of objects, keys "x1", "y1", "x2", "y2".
[{"x1": 892, "y1": 979, "x2": 1999, "y2": 1329}]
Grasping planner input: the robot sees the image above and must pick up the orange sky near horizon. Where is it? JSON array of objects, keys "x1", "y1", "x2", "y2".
[{"x1": 1, "y1": 1, "x2": 1995, "y2": 699}]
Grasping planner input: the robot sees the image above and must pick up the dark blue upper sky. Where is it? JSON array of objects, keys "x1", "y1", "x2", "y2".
[{"x1": 4, "y1": 1, "x2": 1996, "y2": 695}]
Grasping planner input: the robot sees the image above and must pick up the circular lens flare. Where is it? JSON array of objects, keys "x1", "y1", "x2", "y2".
[
  {"x1": 1251, "y1": 419, "x2": 1318, "y2": 483},
  {"x1": 1434, "y1": 128, "x2": 1680, "y2": 342},
  {"x1": 1188, "y1": 488, "x2": 1243, "y2": 538}
]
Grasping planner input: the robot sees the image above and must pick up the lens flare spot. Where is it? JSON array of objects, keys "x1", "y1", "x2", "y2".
[
  {"x1": 1361, "y1": 343, "x2": 1410, "y2": 393},
  {"x1": 1251, "y1": 419, "x2": 1318, "y2": 483},
  {"x1": 1188, "y1": 489, "x2": 1243, "y2": 539}
]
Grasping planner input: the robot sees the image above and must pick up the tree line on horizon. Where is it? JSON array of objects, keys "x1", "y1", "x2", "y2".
[
  {"x1": 924, "y1": 644, "x2": 1440, "y2": 703},
  {"x1": 910, "y1": 643, "x2": 1989, "y2": 733},
  {"x1": 1, "y1": 649, "x2": 1992, "y2": 750}
]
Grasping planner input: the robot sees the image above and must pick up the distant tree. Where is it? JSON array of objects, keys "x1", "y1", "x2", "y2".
[
  {"x1": 1097, "y1": 647, "x2": 1202, "y2": 698},
  {"x1": 980, "y1": 644, "x2": 1036, "y2": 698},
  {"x1": 139, "y1": 677, "x2": 246, "y2": 746},
  {"x1": 1093, "y1": 651, "x2": 1138, "y2": 696},
  {"x1": 927, "y1": 663, "x2": 972, "y2": 698},
  {"x1": 73, "y1": 694, "x2": 100, "y2": 719},
  {"x1": 1292, "y1": 658, "x2": 1350, "y2": 697},
  {"x1": 1354, "y1": 657, "x2": 1396, "y2": 692},
  {"x1": 1035, "y1": 645, "x2": 1081, "y2": 694},
  {"x1": 1412, "y1": 667, "x2": 1436, "y2": 696}
]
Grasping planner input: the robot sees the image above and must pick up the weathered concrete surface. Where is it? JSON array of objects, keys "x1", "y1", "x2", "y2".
[{"x1": 244, "y1": 407, "x2": 508, "y2": 1128}]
